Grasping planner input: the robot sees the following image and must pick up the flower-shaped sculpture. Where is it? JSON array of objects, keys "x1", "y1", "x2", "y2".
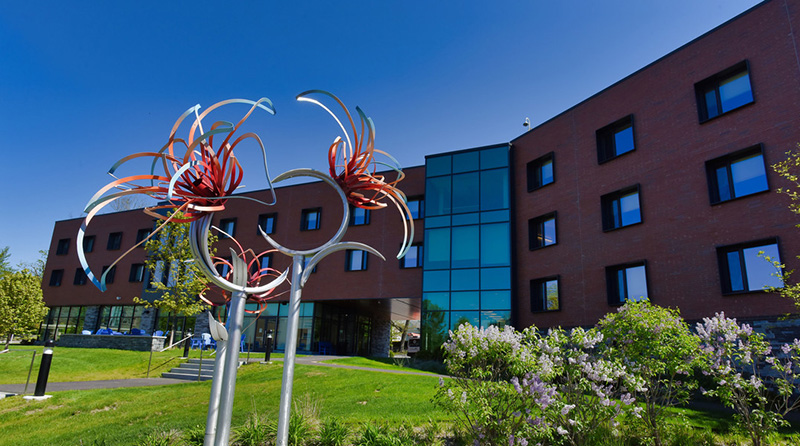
[{"x1": 78, "y1": 99, "x2": 282, "y2": 291}]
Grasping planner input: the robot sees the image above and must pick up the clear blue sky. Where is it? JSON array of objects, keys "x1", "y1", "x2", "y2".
[{"x1": 0, "y1": 0, "x2": 763, "y2": 266}]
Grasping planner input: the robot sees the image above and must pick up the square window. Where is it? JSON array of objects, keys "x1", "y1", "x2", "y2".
[
  {"x1": 526, "y1": 152, "x2": 554, "y2": 191},
  {"x1": 136, "y1": 228, "x2": 152, "y2": 244},
  {"x1": 56, "y1": 238, "x2": 70, "y2": 255},
  {"x1": 706, "y1": 145, "x2": 768, "y2": 204},
  {"x1": 258, "y1": 254, "x2": 272, "y2": 272},
  {"x1": 407, "y1": 197, "x2": 424, "y2": 219},
  {"x1": 530, "y1": 276, "x2": 559, "y2": 312},
  {"x1": 73, "y1": 268, "x2": 87, "y2": 286},
  {"x1": 528, "y1": 212, "x2": 557, "y2": 250},
  {"x1": 349, "y1": 206, "x2": 371, "y2": 226},
  {"x1": 601, "y1": 185, "x2": 642, "y2": 231},
  {"x1": 401, "y1": 245, "x2": 423, "y2": 268},
  {"x1": 129, "y1": 263, "x2": 145, "y2": 282},
  {"x1": 101, "y1": 265, "x2": 116, "y2": 284},
  {"x1": 107, "y1": 232, "x2": 123, "y2": 250},
  {"x1": 717, "y1": 238, "x2": 783, "y2": 294},
  {"x1": 49, "y1": 269, "x2": 64, "y2": 287},
  {"x1": 345, "y1": 250, "x2": 368, "y2": 271},
  {"x1": 301, "y1": 208, "x2": 321, "y2": 231},
  {"x1": 606, "y1": 262, "x2": 649, "y2": 305},
  {"x1": 83, "y1": 236, "x2": 95, "y2": 253},
  {"x1": 218, "y1": 218, "x2": 236, "y2": 238},
  {"x1": 695, "y1": 61, "x2": 754, "y2": 122},
  {"x1": 258, "y1": 213, "x2": 277, "y2": 235},
  {"x1": 597, "y1": 115, "x2": 635, "y2": 164}
]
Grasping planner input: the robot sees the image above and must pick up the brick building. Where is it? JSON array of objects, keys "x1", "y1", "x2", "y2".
[{"x1": 41, "y1": 0, "x2": 800, "y2": 355}]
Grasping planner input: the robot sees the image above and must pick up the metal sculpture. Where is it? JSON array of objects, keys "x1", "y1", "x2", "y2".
[{"x1": 78, "y1": 91, "x2": 411, "y2": 446}]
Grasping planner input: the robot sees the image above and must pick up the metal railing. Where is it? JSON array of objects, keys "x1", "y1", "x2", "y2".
[{"x1": 0, "y1": 348, "x2": 39, "y2": 394}]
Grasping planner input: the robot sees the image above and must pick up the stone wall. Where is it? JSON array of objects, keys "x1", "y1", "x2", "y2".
[
  {"x1": 370, "y1": 318, "x2": 391, "y2": 358},
  {"x1": 83, "y1": 306, "x2": 100, "y2": 332},
  {"x1": 57, "y1": 334, "x2": 166, "y2": 351}
]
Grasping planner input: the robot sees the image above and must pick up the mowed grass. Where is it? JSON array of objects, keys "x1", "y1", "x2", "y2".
[
  {"x1": 0, "y1": 346, "x2": 284, "y2": 383},
  {"x1": 320, "y1": 356, "x2": 441, "y2": 374},
  {"x1": 0, "y1": 362, "x2": 445, "y2": 446}
]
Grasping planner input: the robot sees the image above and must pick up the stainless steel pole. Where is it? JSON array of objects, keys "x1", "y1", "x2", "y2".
[
  {"x1": 276, "y1": 254, "x2": 304, "y2": 446},
  {"x1": 214, "y1": 290, "x2": 247, "y2": 446},
  {"x1": 203, "y1": 341, "x2": 227, "y2": 446}
]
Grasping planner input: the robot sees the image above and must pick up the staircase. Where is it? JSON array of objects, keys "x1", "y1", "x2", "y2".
[{"x1": 162, "y1": 358, "x2": 215, "y2": 381}]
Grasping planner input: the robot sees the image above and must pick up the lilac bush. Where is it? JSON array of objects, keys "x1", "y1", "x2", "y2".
[{"x1": 697, "y1": 312, "x2": 800, "y2": 446}]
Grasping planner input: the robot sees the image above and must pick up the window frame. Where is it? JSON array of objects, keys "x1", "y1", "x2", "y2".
[
  {"x1": 606, "y1": 260, "x2": 649, "y2": 306},
  {"x1": 407, "y1": 197, "x2": 425, "y2": 220},
  {"x1": 56, "y1": 238, "x2": 70, "y2": 255},
  {"x1": 83, "y1": 235, "x2": 95, "y2": 253},
  {"x1": 596, "y1": 115, "x2": 635, "y2": 164},
  {"x1": 528, "y1": 211, "x2": 558, "y2": 250},
  {"x1": 257, "y1": 213, "x2": 277, "y2": 235},
  {"x1": 717, "y1": 237, "x2": 783, "y2": 295},
  {"x1": 218, "y1": 218, "x2": 237, "y2": 238},
  {"x1": 601, "y1": 184, "x2": 642, "y2": 232},
  {"x1": 530, "y1": 275, "x2": 560, "y2": 313},
  {"x1": 706, "y1": 144, "x2": 769, "y2": 205},
  {"x1": 101, "y1": 265, "x2": 116, "y2": 284},
  {"x1": 129, "y1": 263, "x2": 145, "y2": 282},
  {"x1": 345, "y1": 249, "x2": 369, "y2": 272},
  {"x1": 400, "y1": 244, "x2": 423, "y2": 269},
  {"x1": 348, "y1": 206, "x2": 371, "y2": 226},
  {"x1": 695, "y1": 60, "x2": 754, "y2": 123},
  {"x1": 300, "y1": 208, "x2": 322, "y2": 231},
  {"x1": 107, "y1": 232, "x2": 123, "y2": 250},
  {"x1": 72, "y1": 268, "x2": 87, "y2": 286},
  {"x1": 49, "y1": 269, "x2": 64, "y2": 287},
  {"x1": 526, "y1": 152, "x2": 555, "y2": 192}
]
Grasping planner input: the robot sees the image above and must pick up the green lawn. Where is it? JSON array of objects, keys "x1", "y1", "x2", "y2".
[
  {"x1": 0, "y1": 362, "x2": 445, "y2": 446},
  {"x1": 319, "y1": 356, "x2": 441, "y2": 374}
]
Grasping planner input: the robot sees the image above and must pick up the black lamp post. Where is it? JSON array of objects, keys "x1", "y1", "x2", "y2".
[{"x1": 264, "y1": 329, "x2": 273, "y2": 363}]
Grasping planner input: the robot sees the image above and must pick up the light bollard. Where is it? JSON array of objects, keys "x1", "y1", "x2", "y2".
[
  {"x1": 183, "y1": 332, "x2": 192, "y2": 357},
  {"x1": 263, "y1": 329, "x2": 273, "y2": 363},
  {"x1": 25, "y1": 339, "x2": 55, "y2": 400}
]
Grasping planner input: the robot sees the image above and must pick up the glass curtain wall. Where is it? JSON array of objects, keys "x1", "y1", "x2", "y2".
[
  {"x1": 422, "y1": 144, "x2": 512, "y2": 354},
  {"x1": 39, "y1": 306, "x2": 87, "y2": 340}
]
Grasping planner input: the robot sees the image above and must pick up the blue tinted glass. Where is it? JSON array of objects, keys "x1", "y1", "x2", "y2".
[
  {"x1": 481, "y1": 223, "x2": 510, "y2": 267},
  {"x1": 481, "y1": 310, "x2": 510, "y2": 328},
  {"x1": 423, "y1": 292, "x2": 449, "y2": 311},
  {"x1": 423, "y1": 270, "x2": 450, "y2": 292},
  {"x1": 716, "y1": 167, "x2": 732, "y2": 201},
  {"x1": 743, "y1": 244, "x2": 783, "y2": 291},
  {"x1": 625, "y1": 265, "x2": 648, "y2": 301},
  {"x1": 704, "y1": 89, "x2": 719, "y2": 119},
  {"x1": 481, "y1": 290, "x2": 511, "y2": 310},
  {"x1": 266, "y1": 303, "x2": 279, "y2": 316},
  {"x1": 453, "y1": 151, "x2": 479, "y2": 173},
  {"x1": 426, "y1": 177, "x2": 451, "y2": 216},
  {"x1": 301, "y1": 302, "x2": 314, "y2": 318},
  {"x1": 426, "y1": 156, "x2": 451, "y2": 177},
  {"x1": 481, "y1": 210, "x2": 509, "y2": 223},
  {"x1": 424, "y1": 228, "x2": 450, "y2": 269},
  {"x1": 619, "y1": 192, "x2": 641, "y2": 226},
  {"x1": 451, "y1": 291, "x2": 480, "y2": 310},
  {"x1": 543, "y1": 218, "x2": 556, "y2": 246},
  {"x1": 451, "y1": 311, "x2": 479, "y2": 330},
  {"x1": 425, "y1": 215, "x2": 451, "y2": 228},
  {"x1": 452, "y1": 213, "x2": 479, "y2": 226},
  {"x1": 480, "y1": 168, "x2": 509, "y2": 211},
  {"x1": 407, "y1": 199, "x2": 422, "y2": 219},
  {"x1": 726, "y1": 251, "x2": 744, "y2": 291},
  {"x1": 481, "y1": 267, "x2": 510, "y2": 290},
  {"x1": 452, "y1": 225, "x2": 479, "y2": 268},
  {"x1": 731, "y1": 154, "x2": 768, "y2": 198},
  {"x1": 541, "y1": 159, "x2": 554, "y2": 186},
  {"x1": 719, "y1": 71, "x2": 753, "y2": 113},
  {"x1": 452, "y1": 172, "x2": 480, "y2": 214},
  {"x1": 614, "y1": 126, "x2": 634, "y2": 155},
  {"x1": 451, "y1": 269, "x2": 479, "y2": 291},
  {"x1": 545, "y1": 280, "x2": 559, "y2": 310},
  {"x1": 480, "y1": 146, "x2": 509, "y2": 169},
  {"x1": 616, "y1": 270, "x2": 626, "y2": 303}
]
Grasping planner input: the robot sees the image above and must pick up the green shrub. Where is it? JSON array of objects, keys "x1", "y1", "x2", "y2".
[
  {"x1": 234, "y1": 414, "x2": 270, "y2": 446},
  {"x1": 318, "y1": 418, "x2": 349, "y2": 446},
  {"x1": 137, "y1": 429, "x2": 183, "y2": 446},
  {"x1": 182, "y1": 424, "x2": 206, "y2": 446},
  {"x1": 354, "y1": 423, "x2": 402, "y2": 446}
]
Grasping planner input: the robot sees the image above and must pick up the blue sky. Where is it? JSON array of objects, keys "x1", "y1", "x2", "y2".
[{"x1": 0, "y1": 0, "x2": 763, "y2": 266}]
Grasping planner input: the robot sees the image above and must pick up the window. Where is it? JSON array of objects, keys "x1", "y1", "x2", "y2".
[
  {"x1": 401, "y1": 244, "x2": 423, "y2": 268},
  {"x1": 597, "y1": 115, "x2": 635, "y2": 164},
  {"x1": 101, "y1": 265, "x2": 116, "y2": 284},
  {"x1": 717, "y1": 238, "x2": 783, "y2": 294},
  {"x1": 56, "y1": 238, "x2": 70, "y2": 255},
  {"x1": 407, "y1": 197, "x2": 424, "y2": 219},
  {"x1": 136, "y1": 228, "x2": 152, "y2": 244},
  {"x1": 345, "y1": 250, "x2": 368, "y2": 271},
  {"x1": 83, "y1": 236, "x2": 95, "y2": 253},
  {"x1": 301, "y1": 208, "x2": 321, "y2": 231},
  {"x1": 73, "y1": 268, "x2": 87, "y2": 286},
  {"x1": 528, "y1": 212, "x2": 557, "y2": 250},
  {"x1": 349, "y1": 206, "x2": 370, "y2": 226},
  {"x1": 129, "y1": 263, "x2": 145, "y2": 282},
  {"x1": 696, "y1": 61, "x2": 754, "y2": 122},
  {"x1": 527, "y1": 152, "x2": 554, "y2": 191},
  {"x1": 303, "y1": 256, "x2": 317, "y2": 274},
  {"x1": 49, "y1": 269, "x2": 64, "y2": 287},
  {"x1": 215, "y1": 258, "x2": 231, "y2": 278},
  {"x1": 107, "y1": 232, "x2": 123, "y2": 250},
  {"x1": 606, "y1": 262, "x2": 648, "y2": 305},
  {"x1": 706, "y1": 145, "x2": 768, "y2": 204},
  {"x1": 601, "y1": 185, "x2": 641, "y2": 231},
  {"x1": 258, "y1": 213, "x2": 276, "y2": 235},
  {"x1": 531, "y1": 276, "x2": 559, "y2": 312},
  {"x1": 218, "y1": 218, "x2": 236, "y2": 238},
  {"x1": 259, "y1": 254, "x2": 272, "y2": 272}
]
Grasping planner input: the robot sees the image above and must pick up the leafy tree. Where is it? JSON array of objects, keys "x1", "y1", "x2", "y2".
[
  {"x1": 17, "y1": 249, "x2": 48, "y2": 280},
  {"x1": 0, "y1": 246, "x2": 12, "y2": 278},
  {"x1": 0, "y1": 270, "x2": 49, "y2": 349},
  {"x1": 133, "y1": 211, "x2": 216, "y2": 345},
  {"x1": 769, "y1": 149, "x2": 800, "y2": 309}
]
